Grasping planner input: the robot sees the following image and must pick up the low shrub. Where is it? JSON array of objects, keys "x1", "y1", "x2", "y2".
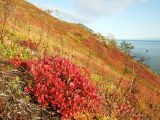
[
  {"x1": 0, "y1": 43, "x2": 30, "y2": 60},
  {"x1": 10, "y1": 56, "x2": 100, "y2": 120}
]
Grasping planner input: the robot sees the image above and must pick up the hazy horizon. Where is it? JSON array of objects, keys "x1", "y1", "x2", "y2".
[{"x1": 116, "y1": 38, "x2": 160, "y2": 41}]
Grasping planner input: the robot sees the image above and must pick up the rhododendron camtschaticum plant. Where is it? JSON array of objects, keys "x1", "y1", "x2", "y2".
[{"x1": 10, "y1": 56, "x2": 100, "y2": 119}]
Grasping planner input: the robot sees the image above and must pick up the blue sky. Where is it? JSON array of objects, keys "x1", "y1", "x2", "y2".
[{"x1": 27, "y1": 0, "x2": 160, "y2": 39}]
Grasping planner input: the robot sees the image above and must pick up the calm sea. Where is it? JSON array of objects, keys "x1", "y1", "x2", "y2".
[{"x1": 116, "y1": 40, "x2": 160, "y2": 73}]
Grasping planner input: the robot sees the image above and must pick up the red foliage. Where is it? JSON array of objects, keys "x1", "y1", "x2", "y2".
[
  {"x1": 9, "y1": 58, "x2": 22, "y2": 68},
  {"x1": 10, "y1": 56, "x2": 100, "y2": 119},
  {"x1": 19, "y1": 40, "x2": 38, "y2": 50}
]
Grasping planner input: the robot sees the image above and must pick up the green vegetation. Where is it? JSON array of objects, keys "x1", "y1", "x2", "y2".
[{"x1": 119, "y1": 40, "x2": 134, "y2": 56}]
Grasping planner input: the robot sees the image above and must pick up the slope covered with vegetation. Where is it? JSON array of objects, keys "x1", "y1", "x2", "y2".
[{"x1": 0, "y1": 0, "x2": 160, "y2": 119}]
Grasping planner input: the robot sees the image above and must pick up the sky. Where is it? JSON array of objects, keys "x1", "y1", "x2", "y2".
[{"x1": 27, "y1": 0, "x2": 160, "y2": 40}]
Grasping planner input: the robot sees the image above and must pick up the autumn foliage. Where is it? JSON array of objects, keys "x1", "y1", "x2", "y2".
[
  {"x1": 10, "y1": 56, "x2": 100, "y2": 119},
  {"x1": 19, "y1": 40, "x2": 38, "y2": 51}
]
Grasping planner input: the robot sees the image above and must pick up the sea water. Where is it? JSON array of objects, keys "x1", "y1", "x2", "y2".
[{"x1": 116, "y1": 40, "x2": 160, "y2": 73}]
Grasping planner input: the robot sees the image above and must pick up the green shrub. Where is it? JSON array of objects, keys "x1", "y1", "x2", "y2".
[{"x1": 119, "y1": 41, "x2": 134, "y2": 56}]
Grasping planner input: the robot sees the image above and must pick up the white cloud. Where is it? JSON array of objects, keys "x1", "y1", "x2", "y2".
[
  {"x1": 52, "y1": 9, "x2": 89, "y2": 23},
  {"x1": 27, "y1": 0, "x2": 148, "y2": 23},
  {"x1": 30, "y1": 3, "x2": 89, "y2": 23},
  {"x1": 74, "y1": 0, "x2": 147, "y2": 19}
]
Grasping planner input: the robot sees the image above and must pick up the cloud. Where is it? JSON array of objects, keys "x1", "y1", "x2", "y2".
[
  {"x1": 74, "y1": 0, "x2": 147, "y2": 19},
  {"x1": 52, "y1": 9, "x2": 89, "y2": 23},
  {"x1": 32, "y1": 3, "x2": 89, "y2": 23},
  {"x1": 28, "y1": 0, "x2": 148, "y2": 23}
]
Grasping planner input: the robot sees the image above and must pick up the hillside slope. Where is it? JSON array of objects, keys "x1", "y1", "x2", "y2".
[{"x1": 0, "y1": 0, "x2": 160, "y2": 119}]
